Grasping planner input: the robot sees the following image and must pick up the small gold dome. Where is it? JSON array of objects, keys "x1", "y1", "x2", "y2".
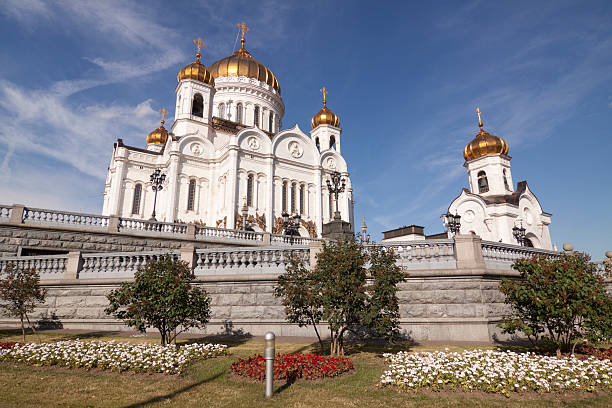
[
  {"x1": 311, "y1": 87, "x2": 340, "y2": 128},
  {"x1": 208, "y1": 38, "x2": 280, "y2": 94},
  {"x1": 146, "y1": 124, "x2": 169, "y2": 145},
  {"x1": 177, "y1": 37, "x2": 215, "y2": 85},
  {"x1": 463, "y1": 126, "x2": 509, "y2": 161}
]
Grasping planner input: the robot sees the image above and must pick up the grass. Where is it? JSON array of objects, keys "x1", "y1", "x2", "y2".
[{"x1": 0, "y1": 330, "x2": 610, "y2": 408}]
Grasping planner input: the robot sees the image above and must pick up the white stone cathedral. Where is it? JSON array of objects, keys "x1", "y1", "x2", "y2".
[
  {"x1": 102, "y1": 29, "x2": 354, "y2": 238},
  {"x1": 447, "y1": 109, "x2": 553, "y2": 249}
]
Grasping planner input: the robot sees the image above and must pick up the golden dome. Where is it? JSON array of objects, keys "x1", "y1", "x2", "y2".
[
  {"x1": 146, "y1": 108, "x2": 170, "y2": 145},
  {"x1": 311, "y1": 87, "x2": 340, "y2": 128},
  {"x1": 177, "y1": 38, "x2": 215, "y2": 85},
  {"x1": 208, "y1": 37, "x2": 281, "y2": 94},
  {"x1": 463, "y1": 109, "x2": 509, "y2": 161}
]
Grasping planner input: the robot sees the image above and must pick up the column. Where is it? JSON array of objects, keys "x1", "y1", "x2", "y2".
[
  {"x1": 109, "y1": 158, "x2": 126, "y2": 216},
  {"x1": 315, "y1": 168, "x2": 323, "y2": 237},
  {"x1": 226, "y1": 148, "x2": 239, "y2": 229},
  {"x1": 265, "y1": 157, "x2": 274, "y2": 232},
  {"x1": 164, "y1": 153, "x2": 180, "y2": 222}
]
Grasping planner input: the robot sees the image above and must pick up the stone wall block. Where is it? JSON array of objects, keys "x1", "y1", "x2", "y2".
[
  {"x1": 13, "y1": 231, "x2": 27, "y2": 238},
  {"x1": 211, "y1": 306, "x2": 231, "y2": 319},
  {"x1": 56, "y1": 296, "x2": 85, "y2": 307},
  {"x1": 464, "y1": 289, "x2": 482, "y2": 303},
  {"x1": 400, "y1": 304, "x2": 426, "y2": 317},
  {"x1": 482, "y1": 289, "x2": 504, "y2": 303},
  {"x1": 408, "y1": 290, "x2": 436, "y2": 304},
  {"x1": 230, "y1": 285, "x2": 253, "y2": 294},
  {"x1": 256, "y1": 293, "x2": 278, "y2": 306},
  {"x1": 446, "y1": 304, "x2": 476, "y2": 318},
  {"x1": 215, "y1": 294, "x2": 243, "y2": 306},
  {"x1": 263, "y1": 306, "x2": 285, "y2": 319},
  {"x1": 241, "y1": 294, "x2": 256, "y2": 306},
  {"x1": 231, "y1": 306, "x2": 264, "y2": 319},
  {"x1": 425, "y1": 305, "x2": 447, "y2": 318},
  {"x1": 52, "y1": 308, "x2": 77, "y2": 318},
  {"x1": 85, "y1": 296, "x2": 110, "y2": 307}
]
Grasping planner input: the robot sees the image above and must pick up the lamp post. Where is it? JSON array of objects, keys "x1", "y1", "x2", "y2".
[
  {"x1": 512, "y1": 220, "x2": 527, "y2": 246},
  {"x1": 282, "y1": 211, "x2": 301, "y2": 243},
  {"x1": 240, "y1": 197, "x2": 254, "y2": 231},
  {"x1": 149, "y1": 168, "x2": 166, "y2": 221},
  {"x1": 441, "y1": 212, "x2": 461, "y2": 236},
  {"x1": 326, "y1": 171, "x2": 346, "y2": 221},
  {"x1": 359, "y1": 216, "x2": 371, "y2": 243}
]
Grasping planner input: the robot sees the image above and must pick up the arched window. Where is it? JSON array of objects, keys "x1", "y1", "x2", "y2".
[
  {"x1": 315, "y1": 137, "x2": 320, "y2": 150},
  {"x1": 192, "y1": 94, "x2": 203, "y2": 117},
  {"x1": 291, "y1": 182, "x2": 297, "y2": 213},
  {"x1": 236, "y1": 103, "x2": 243, "y2": 124},
  {"x1": 269, "y1": 112, "x2": 274, "y2": 132},
  {"x1": 219, "y1": 103, "x2": 225, "y2": 119},
  {"x1": 282, "y1": 181, "x2": 288, "y2": 212},
  {"x1": 330, "y1": 135, "x2": 336, "y2": 149},
  {"x1": 254, "y1": 106, "x2": 260, "y2": 127},
  {"x1": 328, "y1": 190, "x2": 333, "y2": 219},
  {"x1": 187, "y1": 180, "x2": 196, "y2": 211},
  {"x1": 299, "y1": 185, "x2": 305, "y2": 214},
  {"x1": 503, "y1": 169, "x2": 510, "y2": 191},
  {"x1": 477, "y1": 171, "x2": 489, "y2": 193},
  {"x1": 131, "y1": 184, "x2": 142, "y2": 215},
  {"x1": 247, "y1": 174, "x2": 254, "y2": 207}
]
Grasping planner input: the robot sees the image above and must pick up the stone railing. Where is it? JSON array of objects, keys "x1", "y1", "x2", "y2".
[
  {"x1": 22, "y1": 207, "x2": 109, "y2": 230},
  {"x1": 481, "y1": 241, "x2": 559, "y2": 270},
  {"x1": 195, "y1": 225, "x2": 264, "y2": 242},
  {"x1": 118, "y1": 218, "x2": 187, "y2": 236},
  {"x1": 0, "y1": 254, "x2": 68, "y2": 280},
  {"x1": 80, "y1": 251, "x2": 180, "y2": 279},
  {"x1": 194, "y1": 246, "x2": 310, "y2": 276},
  {"x1": 0, "y1": 204, "x2": 12, "y2": 221},
  {"x1": 376, "y1": 239, "x2": 457, "y2": 270},
  {"x1": 270, "y1": 234, "x2": 323, "y2": 246}
]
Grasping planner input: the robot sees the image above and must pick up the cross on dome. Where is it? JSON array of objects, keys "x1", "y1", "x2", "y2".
[
  {"x1": 320, "y1": 87, "x2": 328, "y2": 107},
  {"x1": 193, "y1": 37, "x2": 205, "y2": 62},
  {"x1": 237, "y1": 21, "x2": 250, "y2": 48},
  {"x1": 159, "y1": 107, "x2": 168, "y2": 126},
  {"x1": 476, "y1": 107, "x2": 483, "y2": 130}
]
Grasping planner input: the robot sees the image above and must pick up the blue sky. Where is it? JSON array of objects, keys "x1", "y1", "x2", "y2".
[{"x1": 0, "y1": 0, "x2": 610, "y2": 258}]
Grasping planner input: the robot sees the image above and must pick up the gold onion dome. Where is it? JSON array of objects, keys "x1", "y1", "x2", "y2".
[
  {"x1": 147, "y1": 108, "x2": 170, "y2": 145},
  {"x1": 208, "y1": 22, "x2": 281, "y2": 94},
  {"x1": 311, "y1": 87, "x2": 340, "y2": 128},
  {"x1": 177, "y1": 37, "x2": 215, "y2": 85},
  {"x1": 463, "y1": 108, "x2": 509, "y2": 161}
]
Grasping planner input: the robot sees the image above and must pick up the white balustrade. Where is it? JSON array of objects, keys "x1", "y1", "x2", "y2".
[
  {"x1": 376, "y1": 239, "x2": 457, "y2": 270},
  {"x1": 80, "y1": 251, "x2": 180, "y2": 279},
  {"x1": 22, "y1": 207, "x2": 109, "y2": 230},
  {"x1": 481, "y1": 241, "x2": 559, "y2": 270},
  {"x1": 194, "y1": 246, "x2": 310, "y2": 276},
  {"x1": 270, "y1": 234, "x2": 323, "y2": 246},
  {"x1": 0, "y1": 204, "x2": 12, "y2": 220},
  {"x1": 118, "y1": 218, "x2": 188, "y2": 236},
  {"x1": 194, "y1": 225, "x2": 264, "y2": 242},
  {"x1": 0, "y1": 255, "x2": 67, "y2": 279}
]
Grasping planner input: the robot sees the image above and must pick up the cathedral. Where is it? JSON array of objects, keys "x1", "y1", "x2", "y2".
[{"x1": 102, "y1": 25, "x2": 354, "y2": 238}]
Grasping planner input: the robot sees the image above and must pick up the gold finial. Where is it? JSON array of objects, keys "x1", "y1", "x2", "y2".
[
  {"x1": 476, "y1": 107, "x2": 483, "y2": 130},
  {"x1": 237, "y1": 21, "x2": 250, "y2": 49},
  {"x1": 320, "y1": 87, "x2": 328, "y2": 107},
  {"x1": 193, "y1": 37, "x2": 205, "y2": 62},
  {"x1": 159, "y1": 107, "x2": 168, "y2": 126}
]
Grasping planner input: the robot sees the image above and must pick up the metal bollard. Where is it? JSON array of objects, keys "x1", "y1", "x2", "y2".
[{"x1": 264, "y1": 331, "x2": 275, "y2": 398}]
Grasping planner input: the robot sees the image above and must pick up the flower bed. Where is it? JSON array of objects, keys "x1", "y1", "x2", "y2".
[
  {"x1": 577, "y1": 345, "x2": 612, "y2": 360},
  {"x1": 0, "y1": 342, "x2": 22, "y2": 350},
  {"x1": 0, "y1": 340, "x2": 228, "y2": 374},
  {"x1": 380, "y1": 349, "x2": 612, "y2": 395},
  {"x1": 231, "y1": 352, "x2": 354, "y2": 381}
]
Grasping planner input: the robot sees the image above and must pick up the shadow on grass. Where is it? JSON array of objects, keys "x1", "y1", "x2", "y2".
[
  {"x1": 121, "y1": 370, "x2": 225, "y2": 408},
  {"x1": 342, "y1": 340, "x2": 413, "y2": 357}
]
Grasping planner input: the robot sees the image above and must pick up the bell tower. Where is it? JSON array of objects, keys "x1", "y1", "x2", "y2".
[{"x1": 310, "y1": 87, "x2": 342, "y2": 153}]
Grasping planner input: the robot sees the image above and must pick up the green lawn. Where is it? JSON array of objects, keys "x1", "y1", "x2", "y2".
[{"x1": 0, "y1": 330, "x2": 610, "y2": 408}]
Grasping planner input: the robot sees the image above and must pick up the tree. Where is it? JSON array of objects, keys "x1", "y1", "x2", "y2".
[
  {"x1": 499, "y1": 252, "x2": 612, "y2": 355},
  {"x1": 274, "y1": 255, "x2": 324, "y2": 350},
  {"x1": 0, "y1": 264, "x2": 47, "y2": 343},
  {"x1": 105, "y1": 255, "x2": 211, "y2": 346},
  {"x1": 275, "y1": 240, "x2": 406, "y2": 356}
]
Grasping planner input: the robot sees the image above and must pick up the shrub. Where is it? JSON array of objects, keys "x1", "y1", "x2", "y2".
[{"x1": 231, "y1": 352, "x2": 354, "y2": 382}]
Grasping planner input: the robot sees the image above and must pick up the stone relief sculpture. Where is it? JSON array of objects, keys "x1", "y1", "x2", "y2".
[
  {"x1": 288, "y1": 141, "x2": 303, "y2": 158},
  {"x1": 216, "y1": 216, "x2": 227, "y2": 228},
  {"x1": 247, "y1": 136, "x2": 260, "y2": 151},
  {"x1": 300, "y1": 219, "x2": 317, "y2": 238}
]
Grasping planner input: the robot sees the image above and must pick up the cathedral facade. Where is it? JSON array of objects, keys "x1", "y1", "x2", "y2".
[
  {"x1": 102, "y1": 30, "x2": 354, "y2": 238},
  {"x1": 447, "y1": 110, "x2": 553, "y2": 249}
]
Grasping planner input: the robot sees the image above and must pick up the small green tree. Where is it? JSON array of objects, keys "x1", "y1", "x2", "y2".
[
  {"x1": 274, "y1": 255, "x2": 324, "y2": 350},
  {"x1": 0, "y1": 264, "x2": 47, "y2": 343},
  {"x1": 499, "y1": 252, "x2": 612, "y2": 354},
  {"x1": 105, "y1": 255, "x2": 211, "y2": 346},
  {"x1": 275, "y1": 240, "x2": 406, "y2": 356}
]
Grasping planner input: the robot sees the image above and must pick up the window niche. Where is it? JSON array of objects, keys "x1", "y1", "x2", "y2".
[
  {"x1": 187, "y1": 179, "x2": 196, "y2": 211},
  {"x1": 131, "y1": 184, "x2": 142, "y2": 215},
  {"x1": 477, "y1": 171, "x2": 489, "y2": 193},
  {"x1": 192, "y1": 94, "x2": 204, "y2": 118}
]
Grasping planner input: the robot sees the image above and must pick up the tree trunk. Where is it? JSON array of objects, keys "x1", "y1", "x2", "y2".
[
  {"x1": 20, "y1": 314, "x2": 25, "y2": 343},
  {"x1": 24, "y1": 313, "x2": 41, "y2": 343},
  {"x1": 310, "y1": 317, "x2": 323, "y2": 352}
]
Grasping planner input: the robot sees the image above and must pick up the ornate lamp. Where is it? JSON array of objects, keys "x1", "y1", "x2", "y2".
[
  {"x1": 326, "y1": 171, "x2": 346, "y2": 220},
  {"x1": 441, "y1": 212, "x2": 461, "y2": 235},
  {"x1": 512, "y1": 219, "x2": 527, "y2": 246},
  {"x1": 281, "y1": 211, "x2": 301, "y2": 242},
  {"x1": 149, "y1": 168, "x2": 166, "y2": 221}
]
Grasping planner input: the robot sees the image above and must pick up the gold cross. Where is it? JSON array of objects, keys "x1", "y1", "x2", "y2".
[
  {"x1": 476, "y1": 107, "x2": 483, "y2": 128},
  {"x1": 320, "y1": 87, "x2": 328, "y2": 106},
  {"x1": 159, "y1": 107, "x2": 168, "y2": 125},
  {"x1": 237, "y1": 21, "x2": 250, "y2": 41},
  {"x1": 193, "y1": 37, "x2": 204, "y2": 60}
]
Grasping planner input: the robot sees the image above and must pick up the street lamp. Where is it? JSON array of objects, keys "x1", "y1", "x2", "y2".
[
  {"x1": 281, "y1": 211, "x2": 301, "y2": 243},
  {"x1": 358, "y1": 216, "x2": 371, "y2": 243},
  {"x1": 240, "y1": 197, "x2": 254, "y2": 231},
  {"x1": 441, "y1": 212, "x2": 461, "y2": 236},
  {"x1": 149, "y1": 168, "x2": 166, "y2": 221},
  {"x1": 326, "y1": 171, "x2": 346, "y2": 220},
  {"x1": 512, "y1": 219, "x2": 527, "y2": 246}
]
